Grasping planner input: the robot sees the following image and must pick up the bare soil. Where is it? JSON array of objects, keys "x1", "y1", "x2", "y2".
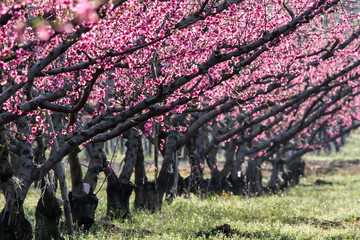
[{"x1": 305, "y1": 160, "x2": 360, "y2": 176}]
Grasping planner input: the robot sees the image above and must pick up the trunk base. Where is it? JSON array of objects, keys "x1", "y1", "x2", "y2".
[
  {"x1": 35, "y1": 189, "x2": 63, "y2": 240},
  {"x1": 134, "y1": 181, "x2": 160, "y2": 212},
  {"x1": 0, "y1": 209, "x2": 32, "y2": 240},
  {"x1": 106, "y1": 181, "x2": 133, "y2": 219},
  {"x1": 69, "y1": 192, "x2": 98, "y2": 230}
]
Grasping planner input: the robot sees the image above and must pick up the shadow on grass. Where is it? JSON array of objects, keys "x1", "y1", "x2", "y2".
[
  {"x1": 278, "y1": 216, "x2": 343, "y2": 230},
  {"x1": 194, "y1": 224, "x2": 294, "y2": 239}
]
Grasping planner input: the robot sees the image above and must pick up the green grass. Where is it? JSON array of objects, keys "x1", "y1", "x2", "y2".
[
  {"x1": 2, "y1": 131, "x2": 360, "y2": 239},
  {"x1": 2, "y1": 174, "x2": 360, "y2": 239}
]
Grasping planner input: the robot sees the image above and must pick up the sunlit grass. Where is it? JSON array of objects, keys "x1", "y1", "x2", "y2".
[
  {"x1": 1, "y1": 174, "x2": 360, "y2": 239},
  {"x1": 68, "y1": 174, "x2": 360, "y2": 239},
  {"x1": 2, "y1": 132, "x2": 360, "y2": 239}
]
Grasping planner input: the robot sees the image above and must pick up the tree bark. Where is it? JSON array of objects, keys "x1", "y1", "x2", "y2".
[
  {"x1": 84, "y1": 142, "x2": 106, "y2": 193},
  {"x1": 267, "y1": 156, "x2": 283, "y2": 194},
  {"x1": 50, "y1": 112, "x2": 74, "y2": 234},
  {"x1": 229, "y1": 140, "x2": 246, "y2": 195},
  {"x1": 185, "y1": 136, "x2": 204, "y2": 196},
  {"x1": 68, "y1": 148, "x2": 85, "y2": 198},
  {"x1": 156, "y1": 131, "x2": 178, "y2": 209},
  {"x1": 68, "y1": 143, "x2": 99, "y2": 230},
  {"x1": 0, "y1": 125, "x2": 13, "y2": 193},
  {"x1": 104, "y1": 167, "x2": 133, "y2": 219},
  {"x1": 0, "y1": 117, "x2": 35, "y2": 240},
  {"x1": 35, "y1": 171, "x2": 63, "y2": 240},
  {"x1": 105, "y1": 129, "x2": 138, "y2": 218},
  {"x1": 134, "y1": 131, "x2": 161, "y2": 212},
  {"x1": 245, "y1": 158, "x2": 263, "y2": 196}
]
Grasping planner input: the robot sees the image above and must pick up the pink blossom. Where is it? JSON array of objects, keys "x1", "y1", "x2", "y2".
[
  {"x1": 73, "y1": 0, "x2": 98, "y2": 23},
  {"x1": 36, "y1": 25, "x2": 51, "y2": 41}
]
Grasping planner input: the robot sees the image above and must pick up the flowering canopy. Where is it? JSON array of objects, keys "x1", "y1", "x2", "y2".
[{"x1": 0, "y1": 0, "x2": 359, "y2": 179}]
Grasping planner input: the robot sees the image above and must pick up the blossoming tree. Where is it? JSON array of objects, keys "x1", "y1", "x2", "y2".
[{"x1": 0, "y1": 0, "x2": 359, "y2": 239}]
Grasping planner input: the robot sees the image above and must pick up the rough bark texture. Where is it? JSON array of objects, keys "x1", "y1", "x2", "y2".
[
  {"x1": 206, "y1": 123, "x2": 225, "y2": 195},
  {"x1": 267, "y1": 157, "x2": 283, "y2": 194},
  {"x1": 68, "y1": 192, "x2": 98, "y2": 230},
  {"x1": 134, "y1": 134, "x2": 160, "y2": 211},
  {"x1": 119, "y1": 129, "x2": 138, "y2": 182},
  {"x1": 84, "y1": 142, "x2": 106, "y2": 194},
  {"x1": 0, "y1": 125, "x2": 13, "y2": 193},
  {"x1": 68, "y1": 148, "x2": 86, "y2": 198},
  {"x1": 67, "y1": 146, "x2": 100, "y2": 230},
  {"x1": 230, "y1": 141, "x2": 246, "y2": 195},
  {"x1": 156, "y1": 131, "x2": 178, "y2": 208},
  {"x1": 105, "y1": 129, "x2": 138, "y2": 218},
  {"x1": 285, "y1": 155, "x2": 305, "y2": 187},
  {"x1": 245, "y1": 158, "x2": 263, "y2": 196},
  {"x1": 0, "y1": 117, "x2": 35, "y2": 240},
  {"x1": 134, "y1": 136, "x2": 146, "y2": 186},
  {"x1": 68, "y1": 142, "x2": 103, "y2": 230},
  {"x1": 51, "y1": 112, "x2": 74, "y2": 234},
  {"x1": 207, "y1": 144, "x2": 223, "y2": 194},
  {"x1": 134, "y1": 181, "x2": 159, "y2": 212},
  {"x1": 0, "y1": 207, "x2": 32, "y2": 240},
  {"x1": 35, "y1": 173, "x2": 63, "y2": 240},
  {"x1": 105, "y1": 167, "x2": 133, "y2": 219},
  {"x1": 165, "y1": 148, "x2": 180, "y2": 202},
  {"x1": 185, "y1": 136, "x2": 204, "y2": 196},
  {"x1": 217, "y1": 139, "x2": 237, "y2": 193}
]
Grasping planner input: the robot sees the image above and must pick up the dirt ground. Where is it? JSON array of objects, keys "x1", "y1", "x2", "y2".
[{"x1": 304, "y1": 159, "x2": 360, "y2": 176}]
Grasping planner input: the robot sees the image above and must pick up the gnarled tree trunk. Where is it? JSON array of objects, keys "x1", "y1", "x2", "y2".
[
  {"x1": 34, "y1": 131, "x2": 62, "y2": 240},
  {"x1": 245, "y1": 157, "x2": 263, "y2": 196},
  {"x1": 35, "y1": 171, "x2": 63, "y2": 240},
  {"x1": 105, "y1": 129, "x2": 138, "y2": 219},
  {"x1": 0, "y1": 117, "x2": 35, "y2": 240},
  {"x1": 50, "y1": 112, "x2": 74, "y2": 233},
  {"x1": 0, "y1": 125, "x2": 13, "y2": 194},
  {"x1": 134, "y1": 135, "x2": 160, "y2": 212},
  {"x1": 67, "y1": 142, "x2": 102, "y2": 230},
  {"x1": 156, "y1": 131, "x2": 178, "y2": 209}
]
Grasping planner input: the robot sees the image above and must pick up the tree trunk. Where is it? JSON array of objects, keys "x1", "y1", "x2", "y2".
[
  {"x1": 84, "y1": 142, "x2": 106, "y2": 194},
  {"x1": 105, "y1": 129, "x2": 138, "y2": 219},
  {"x1": 205, "y1": 122, "x2": 224, "y2": 195},
  {"x1": 104, "y1": 167, "x2": 133, "y2": 219},
  {"x1": 206, "y1": 142, "x2": 221, "y2": 194},
  {"x1": 218, "y1": 139, "x2": 236, "y2": 193},
  {"x1": 245, "y1": 158, "x2": 263, "y2": 196},
  {"x1": 68, "y1": 191, "x2": 98, "y2": 230},
  {"x1": 35, "y1": 172, "x2": 63, "y2": 240},
  {"x1": 185, "y1": 136, "x2": 204, "y2": 196},
  {"x1": 156, "y1": 131, "x2": 178, "y2": 209},
  {"x1": 68, "y1": 148, "x2": 85, "y2": 198},
  {"x1": 134, "y1": 131, "x2": 161, "y2": 212},
  {"x1": 267, "y1": 157, "x2": 282, "y2": 194},
  {"x1": 165, "y1": 148, "x2": 180, "y2": 202},
  {"x1": 230, "y1": 141, "x2": 246, "y2": 195},
  {"x1": 134, "y1": 182, "x2": 158, "y2": 212},
  {"x1": 0, "y1": 117, "x2": 35, "y2": 240},
  {"x1": 68, "y1": 144, "x2": 100, "y2": 230},
  {"x1": 50, "y1": 112, "x2": 74, "y2": 234},
  {"x1": 34, "y1": 133, "x2": 62, "y2": 239},
  {"x1": 286, "y1": 155, "x2": 305, "y2": 187},
  {"x1": 0, "y1": 125, "x2": 13, "y2": 193},
  {"x1": 55, "y1": 112, "x2": 100, "y2": 230}
]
